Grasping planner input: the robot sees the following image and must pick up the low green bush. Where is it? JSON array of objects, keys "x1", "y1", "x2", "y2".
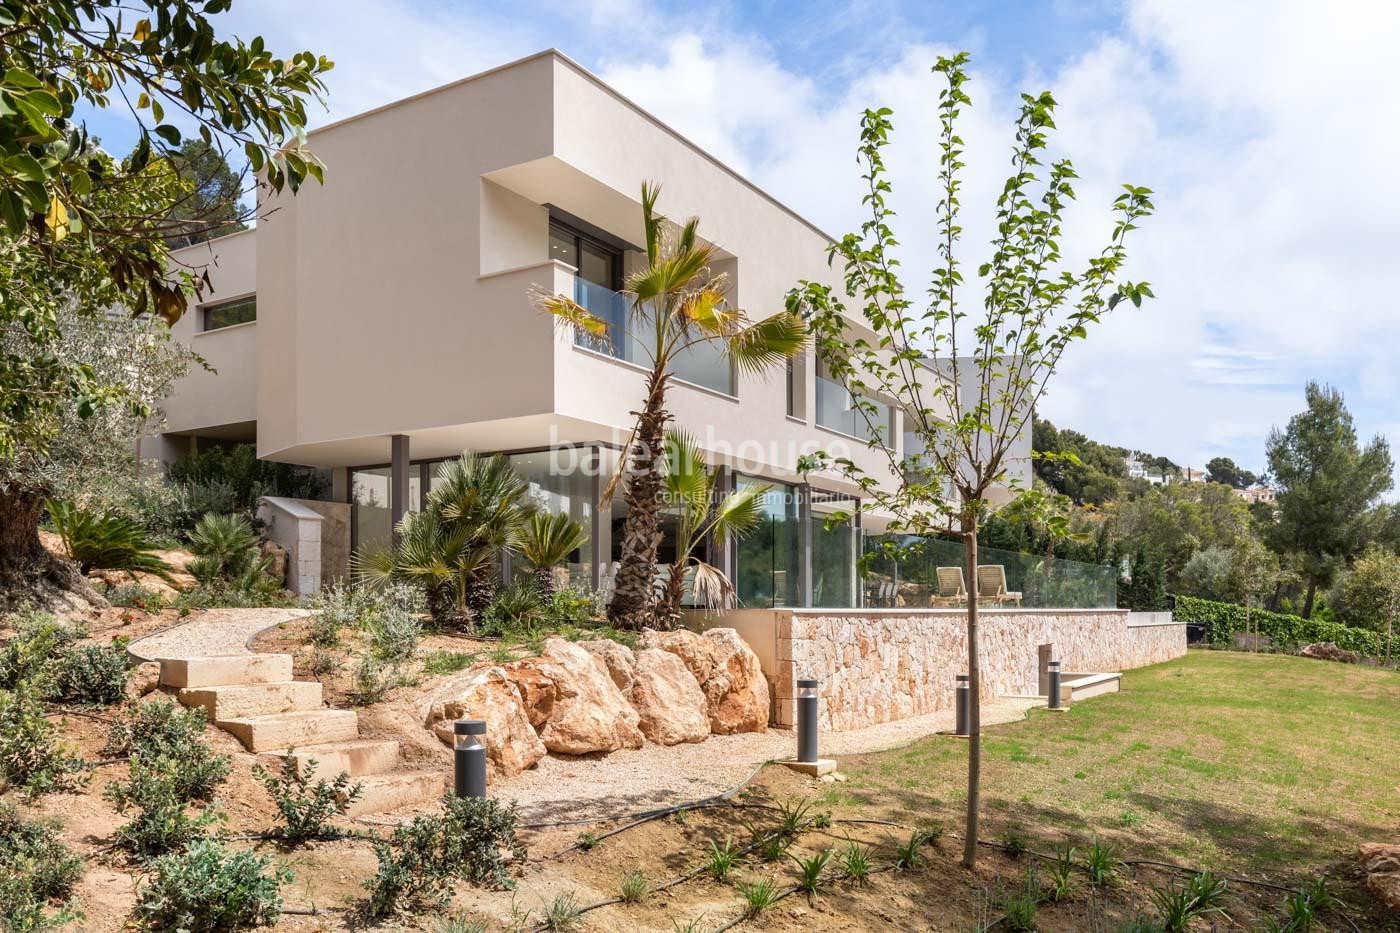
[
  {"x1": 253, "y1": 751, "x2": 362, "y2": 843},
  {"x1": 48, "y1": 643, "x2": 130, "y2": 707},
  {"x1": 103, "y1": 697, "x2": 210, "y2": 758},
  {"x1": 133, "y1": 839, "x2": 291, "y2": 932},
  {"x1": 1174, "y1": 594, "x2": 1381, "y2": 655},
  {"x1": 107, "y1": 583, "x2": 168, "y2": 611},
  {"x1": 46, "y1": 500, "x2": 174, "y2": 579},
  {"x1": 0, "y1": 612, "x2": 78, "y2": 691},
  {"x1": 0, "y1": 801, "x2": 84, "y2": 932},
  {"x1": 104, "y1": 749, "x2": 229, "y2": 858},
  {"x1": 363, "y1": 794, "x2": 525, "y2": 918},
  {"x1": 0, "y1": 686, "x2": 88, "y2": 797},
  {"x1": 186, "y1": 513, "x2": 277, "y2": 590}
]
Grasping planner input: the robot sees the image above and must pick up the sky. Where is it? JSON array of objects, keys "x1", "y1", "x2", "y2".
[{"x1": 84, "y1": 0, "x2": 1400, "y2": 483}]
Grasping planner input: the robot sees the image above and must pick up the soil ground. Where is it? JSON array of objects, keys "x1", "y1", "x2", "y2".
[{"x1": 5, "y1": 609, "x2": 1397, "y2": 931}]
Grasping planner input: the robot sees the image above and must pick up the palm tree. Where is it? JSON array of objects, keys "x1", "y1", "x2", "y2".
[
  {"x1": 357, "y1": 452, "x2": 535, "y2": 627},
  {"x1": 656, "y1": 431, "x2": 771, "y2": 626},
  {"x1": 537, "y1": 183, "x2": 806, "y2": 629},
  {"x1": 519, "y1": 511, "x2": 589, "y2": 598}
]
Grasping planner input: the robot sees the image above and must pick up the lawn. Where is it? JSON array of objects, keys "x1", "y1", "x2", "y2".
[{"x1": 829, "y1": 650, "x2": 1400, "y2": 880}]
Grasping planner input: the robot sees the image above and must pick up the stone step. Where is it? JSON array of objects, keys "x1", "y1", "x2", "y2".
[
  {"x1": 257, "y1": 739, "x2": 402, "y2": 778},
  {"x1": 159, "y1": 654, "x2": 294, "y2": 689},
  {"x1": 218, "y1": 709, "x2": 359, "y2": 753},
  {"x1": 1064, "y1": 669, "x2": 1120, "y2": 697},
  {"x1": 344, "y1": 771, "x2": 447, "y2": 817},
  {"x1": 179, "y1": 681, "x2": 323, "y2": 720}
]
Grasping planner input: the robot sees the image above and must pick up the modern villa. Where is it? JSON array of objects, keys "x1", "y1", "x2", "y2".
[{"x1": 152, "y1": 49, "x2": 1031, "y2": 610}]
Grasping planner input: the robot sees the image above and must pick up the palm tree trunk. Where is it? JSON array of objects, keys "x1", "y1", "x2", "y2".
[
  {"x1": 532, "y1": 565, "x2": 556, "y2": 600},
  {"x1": 658, "y1": 562, "x2": 687, "y2": 630},
  {"x1": 608, "y1": 368, "x2": 670, "y2": 629},
  {"x1": 961, "y1": 508, "x2": 982, "y2": 869}
]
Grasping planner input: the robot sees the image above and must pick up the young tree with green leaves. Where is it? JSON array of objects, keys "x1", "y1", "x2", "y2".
[
  {"x1": 1, "y1": 0, "x2": 332, "y2": 600},
  {"x1": 537, "y1": 183, "x2": 805, "y2": 629},
  {"x1": 1341, "y1": 545, "x2": 1400, "y2": 663},
  {"x1": 1265, "y1": 382, "x2": 1393, "y2": 618},
  {"x1": 786, "y1": 53, "x2": 1154, "y2": 867}
]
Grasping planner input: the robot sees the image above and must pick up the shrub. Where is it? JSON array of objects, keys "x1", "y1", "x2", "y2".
[
  {"x1": 543, "y1": 583, "x2": 603, "y2": 626},
  {"x1": 48, "y1": 643, "x2": 130, "y2": 707},
  {"x1": 1085, "y1": 836, "x2": 1120, "y2": 886},
  {"x1": 1150, "y1": 870, "x2": 1226, "y2": 932},
  {"x1": 347, "y1": 655, "x2": 393, "y2": 706},
  {"x1": 364, "y1": 600, "x2": 420, "y2": 661},
  {"x1": 133, "y1": 839, "x2": 291, "y2": 932},
  {"x1": 792, "y1": 848, "x2": 833, "y2": 894},
  {"x1": 308, "y1": 582, "x2": 363, "y2": 647},
  {"x1": 839, "y1": 841, "x2": 873, "y2": 883},
  {"x1": 187, "y1": 513, "x2": 271, "y2": 585},
  {"x1": 0, "y1": 687, "x2": 88, "y2": 797},
  {"x1": 1174, "y1": 594, "x2": 1381, "y2": 655},
  {"x1": 480, "y1": 580, "x2": 544, "y2": 637},
  {"x1": 705, "y1": 836, "x2": 739, "y2": 882},
  {"x1": 253, "y1": 752, "x2": 362, "y2": 843},
  {"x1": 0, "y1": 802, "x2": 83, "y2": 931},
  {"x1": 45, "y1": 500, "x2": 174, "y2": 579},
  {"x1": 107, "y1": 584, "x2": 168, "y2": 611},
  {"x1": 618, "y1": 869, "x2": 649, "y2": 904},
  {"x1": 363, "y1": 795, "x2": 525, "y2": 918},
  {"x1": 105, "y1": 751, "x2": 228, "y2": 858},
  {"x1": 541, "y1": 892, "x2": 582, "y2": 931},
  {"x1": 0, "y1": 611, "x2": 77, "y2": 691},
  {"x1": 737, "y1": 877, "x2": 780, "y2": 918},
  {"x1": 103, "y1": 697, "x2": 210, "y2": 758},
  {"x1": 167, "y1": 443, "x2": 327, "y2": 524}
]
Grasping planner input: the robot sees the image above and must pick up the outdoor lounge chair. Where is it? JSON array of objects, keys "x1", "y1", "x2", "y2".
[
  {"x1": 977, "y1": 564, "x2": 1023, "y2": 606},
  {"x1": 930, "y1": 566, "x2": 967, "y2": 607}
]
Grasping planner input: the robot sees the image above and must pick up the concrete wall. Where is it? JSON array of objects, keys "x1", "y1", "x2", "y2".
[{"x1": 700, "y1": 608, "x2": 1188, "y2": 731}]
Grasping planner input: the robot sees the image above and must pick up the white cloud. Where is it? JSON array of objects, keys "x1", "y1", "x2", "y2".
[{"x1": 595, "y1": 1, "x2": 1400, "y2": 480}]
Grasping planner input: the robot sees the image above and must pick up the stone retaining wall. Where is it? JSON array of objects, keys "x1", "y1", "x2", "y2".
[{"x1": 697, "y1": 608, "x2": 1188, "y2": 731}]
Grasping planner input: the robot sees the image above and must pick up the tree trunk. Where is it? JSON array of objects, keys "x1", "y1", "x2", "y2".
[
  {"x1": 1301, "y1": 576, "x2": 1318, "y2": 619},
  {"x1": 657, "y1": 561, "x2": 687, "y2": 630},
  {"x1": 608, "y1": 368, "x2": 670, "y2": 630},
  {"x1": 961, "y1": 511, "x2": 982, "y2": 869},
  {"x1": 0, "y1": 482, "x2": 96, "y2": 611},
  {"x1": 532, "y1": 565, "x2": 557, "y2": 600}
]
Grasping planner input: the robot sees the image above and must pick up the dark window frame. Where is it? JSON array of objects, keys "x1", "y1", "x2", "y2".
[
  {"x1": 549, "y1": 219, "x2": 622, "y2": 290},
  {"x1": 201, "y1": 294, "x2": 256, "y2": 332}
]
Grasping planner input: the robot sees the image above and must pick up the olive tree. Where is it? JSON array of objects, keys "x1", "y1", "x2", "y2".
[
  {"x1": 787, "y1": 52, "x2": 1154, "y2": 867},
  {"x1": 1, "y1": 0, "x2": 332, "y2": 599}
]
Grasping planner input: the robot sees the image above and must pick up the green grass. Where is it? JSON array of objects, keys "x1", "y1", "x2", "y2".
[{"x1": 838, "y1": 651, "x2": 1400, "y2": 878}]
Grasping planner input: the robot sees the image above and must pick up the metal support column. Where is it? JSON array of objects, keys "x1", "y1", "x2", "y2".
[{"x1": 390, "y1": 434, "x2": 410, "y2": 543}]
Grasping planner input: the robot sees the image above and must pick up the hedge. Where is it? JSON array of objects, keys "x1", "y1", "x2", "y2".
[{"x1": 1173, "y1": 594, "x2": 1382, "y2": 656}]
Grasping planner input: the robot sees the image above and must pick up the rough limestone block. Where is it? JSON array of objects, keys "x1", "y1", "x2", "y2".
[
  {"x1": 179, "y1": 681, "x2": 322, "y2": 720},
  {"x1": 258, "y1": 739, "x2": 402, "y2": 778},
  {"x1": 219, "y1": 709, "x2": 359, "y2": 753},
  {"x1": 345, "y1": 771, "x2": 447, "y2": 816},
  {"x1": 159, "y1": 654, "x2": 294, "y2": 689}
]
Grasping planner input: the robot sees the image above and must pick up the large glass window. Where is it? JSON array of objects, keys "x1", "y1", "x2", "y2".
[
  {"x1": 202, "y1": 295, "x2": 256, "y2": 331},
  {"x1": 816, "y1": 358, "x2": 893, "y2": 442},
  {"x1": 810, "y1": 500, "x2": 858, "y2": 608},
  {"x1": 735, "y1": 477, "x2": 801, "y2": 608},
  {"x1": 351, "y1": 466, "x2": 420, "y2": 556},
  {"x1": 507, "y1": 449, "x2": 595, "y2": 589}
]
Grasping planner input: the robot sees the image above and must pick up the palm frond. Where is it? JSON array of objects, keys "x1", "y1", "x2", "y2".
[
  {"x1": 678, "y1": 287, "x2": 733, "y2": 336},
  {"x1": 689, "y1": 560, "x2": 737, "y2": 612},
  {"x1": 727, "y1": 311, "x2": 807, "y2": 377},
  {"x1": 520, "y1": 512, "x2": 589, "y2": 570},
  {"x1": 533, "y1": 289, "x2": 611, "y2": 341},
  {"x1": 711, "y1": 482, "x2": 772, "y2": 541},
  {"x1": 641, "y1": 180, "x2": 663, "y2": 267},
  {"x1": 664, "y1": 430, "x2": 712, "y2": 517}
]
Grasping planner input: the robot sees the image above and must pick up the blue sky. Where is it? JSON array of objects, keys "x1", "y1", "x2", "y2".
[{"x1": 88, "y1": 0, "x2": 1400, "y2": 484}]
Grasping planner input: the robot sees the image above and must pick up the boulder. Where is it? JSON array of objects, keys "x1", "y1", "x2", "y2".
[
  {"x1": 501, "y1": 660, "x2": 558, "y2": 730},
  {"x1": 630, "y1": 649, "x2": 709, "y2": 746},
  {"x1": 701, "y1": 628, "x2": 770, "y2": 734},
  {"x1": 1360, "y1": 843, "x2": 1400, "y2": 912},
  {"x1": 126, "y1": 661, "x2": 162, "y2": 700},
  {"x1": 423, "y1": 666, "x2": 545, "y2": 779},
  {"x1": 507, "y1": 638, "x2": 643, "y2": 755},
  {"x1": 578, "y1": 639, "x2": 637, "y2": 696},
  {"x1": 1299, "y1": 642, "x2": 1361, "y2": 664},
  {"x1": 260, "y1": 540, "x2": 288, "y2": 586},
  {"x1": 639, "y1": 627, "x2": 715, "y2": 686}
]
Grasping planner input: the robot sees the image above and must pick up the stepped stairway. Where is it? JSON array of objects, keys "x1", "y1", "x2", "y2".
[{"x1": 159, "y1": 654, "x2": 444, "y2": 816}]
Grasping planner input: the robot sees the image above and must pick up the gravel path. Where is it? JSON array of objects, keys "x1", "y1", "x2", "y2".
[
  {"x1": 499, "y1": 695, "x2": 1040, "y2": 824},
  {"x1": 126, "y1": 607, "x2": 311, "y2": 661}
]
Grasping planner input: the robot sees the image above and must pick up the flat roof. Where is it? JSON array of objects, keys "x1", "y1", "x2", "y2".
[{"x1": 307, "y1": 48, "x2": 839, "y2": 247}]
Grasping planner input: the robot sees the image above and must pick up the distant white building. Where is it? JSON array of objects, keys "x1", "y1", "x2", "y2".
[{"x1": 1233, "y1": 484, "x2": 1277, "y2": 505}]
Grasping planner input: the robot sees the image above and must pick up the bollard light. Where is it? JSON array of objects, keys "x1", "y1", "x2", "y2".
[
  {"x1": 955, "y1": 673, "x2": 970, "y2": 736},
  {"x1": 1047, "y1": 660, "x2": 1062, "y2": 710},
  {"x1": 796, "y1": 678, "x2": 819, "y2": 764},
  {"x1": 453, "y1": 719, "x2": 487, "y2": 798}
]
